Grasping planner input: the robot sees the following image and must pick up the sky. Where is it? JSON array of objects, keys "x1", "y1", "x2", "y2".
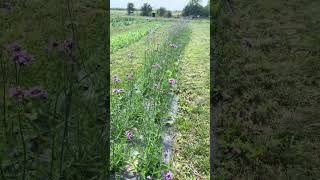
[{"x1": 110, "y1": 0, "x2": 209, "y2": 11}]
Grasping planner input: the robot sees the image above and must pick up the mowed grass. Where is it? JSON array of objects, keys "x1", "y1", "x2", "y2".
[
  {"x1": 213, "y1": 0, "x2": 320, "y2": 179},
  {"x1": 173, "y1": 21, "x2": 210, "y2": 179}
]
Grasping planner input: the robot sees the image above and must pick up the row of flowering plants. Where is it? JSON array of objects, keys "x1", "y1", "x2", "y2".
[
  {"x1": 1, "y1": 41, "x2": 108, "y2": 179},
  {"x1": 111, "y1": 20, "x2": 191, "y2": 179},
  {"x1": 1, "y1": 39, "x2": 73, "y2": 179}
]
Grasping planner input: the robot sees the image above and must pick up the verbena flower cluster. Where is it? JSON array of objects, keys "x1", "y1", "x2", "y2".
[
  {"x1": 125, "y1": 130, "x2": 134, "y2": 140},
  {"x1": 7, "y1": 42, "x2": 33, "y2": 65},
  {"x1": 9, "y1": 87, "x2": 48, "y2": 101}
]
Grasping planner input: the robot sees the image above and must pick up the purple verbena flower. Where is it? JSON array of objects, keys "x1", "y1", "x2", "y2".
[
  {"x1": 125, "y1": 130, "x2": 133, "y2": 140},
  {"x1": 8, "y1": 87, "x2": 27, "y2": 101},
  {"x1": 13, "y1": 50, "x2": 33, "y2": 65},
  {"x1": 164, "y1": 171, "x2": 173, "y2": 180},
  {"x1": 26, "y1": 86, "x2": 48, "y2": 99},
  {"x1": 112, "y1": 75, "x2": 121, "y2": 83},
  {"x1": 63, "y1": 39, "x2": 73, "y2": 54},
  {"x1": 6, "y1": 42, "x2": 33, "y2": 65},
  {"x1": 113, "y1": 89, "x2": 124, "y2": 94},
  {"x1": 168, "y1": 79, "x2": 176, "y2": 86},
  {"x1": 146, "y1": 175, "x2": 152, "y2": 180}
]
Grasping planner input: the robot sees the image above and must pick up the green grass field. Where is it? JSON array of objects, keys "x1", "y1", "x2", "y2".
[{"x1": 213, "y1": 0, "x2": 320, "y2": 179}]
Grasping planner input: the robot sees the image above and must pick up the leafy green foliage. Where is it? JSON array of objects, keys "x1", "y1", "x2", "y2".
[
  {"x1": 111, "y1": 16, "x2": 146, "y2": 27},
  {"x1": 182, "y1": 0, "x2": 209, "y2": 17}
]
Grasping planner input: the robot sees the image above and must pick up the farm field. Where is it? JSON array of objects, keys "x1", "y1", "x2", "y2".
[{"x1": 110, "y1": 11, "x2": 210, "y2": 179}]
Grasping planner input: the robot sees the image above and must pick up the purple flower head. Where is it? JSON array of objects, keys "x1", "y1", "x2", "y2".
[
  {"x1": 63, "y1": 39, "x2": 73, "y2": 54},
  {"x1": 113, "y1": 89, "x2": 124, "y2": 94},
  {"x1": 13, "y1": 50, "x2": 33, "y2": 65},
  {"x1": 112, "y1": 75, "x2": 121, "y2": 83},
  {"x1": 6, "y1": 42, "x2": 33, "y2": 65},
  {"x1": 146, "y1": 175, "x2": 152, "y2": 180},
  {"x1": 169, "y1": 43, "x2": 178, "y2": 48},
  {"x1": 8, "y1": 87, "x2": 27, "y2": 101},
  {"x1": 164, "y1": 171, "x2": 173, "y2": 180},
  {"x1": 26, "y1": 87, "x2": 48, "y2": 99},
  {"x1": 168, "y1": 79, "x2": 176, "y2": 86},
  {"x1": 125, "y1": 130, "x2": 134, "y2": 140},
  {"x1": 152, "y1": 63, "x2": 161, "y2": 69}
]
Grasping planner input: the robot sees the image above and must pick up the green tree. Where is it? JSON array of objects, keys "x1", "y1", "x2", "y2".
[
  {"x1": 182, "y1": 0, "x2": 209, "y2": 17},
  {"x1": 157, "y1": 7, "x2": 167, "y2": 17},
  {"x1": 140, "y1": 3, "x2": 152, "y2": 16},
  {"x1": 127, "y1": 3, "x2": 135, "y2": 15}
]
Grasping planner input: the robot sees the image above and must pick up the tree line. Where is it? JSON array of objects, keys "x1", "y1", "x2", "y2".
[{"x1": 126, "y1": 0, "x2": 209, "y2": 18}]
